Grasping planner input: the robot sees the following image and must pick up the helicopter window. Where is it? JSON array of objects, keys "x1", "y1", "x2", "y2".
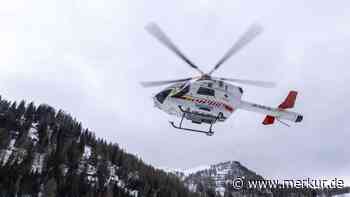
[
  {"x1": 155, "y1": 89, "x2": 172, "y2": 104},
  {"x1": 197, "y1": 87, "x2": 215, "y2": 97},
  {"x1": 172, "y1": 85, "x2": 190, "y2": 97},
  {"x1": 219, "y1": 81, "x2": 223, "y2": 87}
]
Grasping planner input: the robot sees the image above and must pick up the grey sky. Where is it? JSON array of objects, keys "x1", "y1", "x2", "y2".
[{"x1": 1, "y1": 0, "x2": 350, "y2": 183}]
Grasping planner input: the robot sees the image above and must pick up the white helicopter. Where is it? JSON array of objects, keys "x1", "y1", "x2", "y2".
[{"x1": 141, "y1": 23, "x2": 303, "y2": 136}]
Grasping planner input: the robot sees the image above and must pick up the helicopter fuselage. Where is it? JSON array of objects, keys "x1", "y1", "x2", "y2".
[{"x1": 153, "y1": 79, "x2": 243, "y2": 124}]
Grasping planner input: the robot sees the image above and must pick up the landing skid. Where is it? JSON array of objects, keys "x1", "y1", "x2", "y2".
[
  {"x1": 169, "y1": 121, "x2": 215, "y2": 136},
  {"x1": 169, "y1": 106, "x2": 220, "y2": 136}
]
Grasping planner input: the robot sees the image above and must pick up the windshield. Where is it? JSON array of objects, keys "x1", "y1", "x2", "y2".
[{"x1": 155, "y1": 89, "x2": 172, "y2": 104}]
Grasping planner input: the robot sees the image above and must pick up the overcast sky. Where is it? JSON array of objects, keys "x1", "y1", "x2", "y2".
[{"x1": 1, "y1": 0, "x2": 350, "y2": 184}]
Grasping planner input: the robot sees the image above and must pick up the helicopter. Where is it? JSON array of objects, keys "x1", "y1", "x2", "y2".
[{"x1": 141, "y1": 23, "x2": 303, "y2": 136}]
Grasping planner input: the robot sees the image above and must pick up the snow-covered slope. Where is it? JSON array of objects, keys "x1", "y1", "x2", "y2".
[
  {"x1": 0, "y1": 122, "x2": 140, "y2": 196},
  {"x1": 185, "y1": 161, "x2": 262, "y2": 196},
  {"x1": 162, "y1": 164, "x2": 210, "y2": 178},
  {"x1": 163, "y1": 161, "x2": 264, "y2": 196}
]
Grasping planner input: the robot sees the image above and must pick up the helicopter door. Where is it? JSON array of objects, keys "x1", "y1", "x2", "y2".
[{"x1": 196, "y1": 87, "x2": 216, "y2": 112}]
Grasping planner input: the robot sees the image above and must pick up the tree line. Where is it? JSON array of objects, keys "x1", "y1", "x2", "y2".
[{"x1": 0, "y1": 95, "x2": 199, "y2": 197}]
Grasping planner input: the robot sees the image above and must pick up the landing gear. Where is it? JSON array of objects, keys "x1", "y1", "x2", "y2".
[{"x1": 169, "y1": 106, "x2": 222, "y2": 136}]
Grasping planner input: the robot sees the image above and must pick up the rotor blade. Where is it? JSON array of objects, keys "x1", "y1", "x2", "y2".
[
  {"x1": 216, "y1": 77, "x2": 276, "y2": 88},
  {"x1": 146, "y1": 22, "x2": 204, "y2": 74},
  {"x1": 208, "y1": 24, "x2": 263, "y2": 75},
  {"x1": 140, "y1": 77, "x2": 193, "y2": 88}
]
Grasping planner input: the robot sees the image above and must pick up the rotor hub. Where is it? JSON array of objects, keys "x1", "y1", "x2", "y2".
[{"x1": 200, "y1": 74, "x2": 211, "y2": 80}]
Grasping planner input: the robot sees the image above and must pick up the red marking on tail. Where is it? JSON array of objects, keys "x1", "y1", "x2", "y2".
[
  {"x1": 262, "y1": 115, "x2": 275, "y2": 125},
  {"x1": 262, "y1": 91, "x2": 298, "y2": 125},
  {"x1": 278, "y1": 91, "x2": 298, "y2": 109}
]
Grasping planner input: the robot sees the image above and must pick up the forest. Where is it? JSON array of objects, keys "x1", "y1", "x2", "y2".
[{"x1": 0, "y1": 95, "x2": 198, "y2": 197}]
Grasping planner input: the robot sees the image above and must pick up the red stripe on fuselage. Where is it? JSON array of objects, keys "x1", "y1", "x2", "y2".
[{"x1": 178, "y1": 96, "x2": 234, "y2": 112}]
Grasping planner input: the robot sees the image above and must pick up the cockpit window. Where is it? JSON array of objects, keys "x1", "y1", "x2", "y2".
[
  {"x1": 172, "y1": 85, "x2": 190, "y2": 98},
  {"x1": 155, "y1": 89, "x2": 172, "y2": 104},
  {"x1": 197, "y1": 87, "x2": 215, "y2": 97}
]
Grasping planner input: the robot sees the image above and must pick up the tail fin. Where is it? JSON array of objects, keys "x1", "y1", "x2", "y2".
[
  {"x1": 262, "y1": 91, "x2": 300, "y2": 125},
  {"x1": 278, "y1": 91, "x2": 298, "y2": 109}
]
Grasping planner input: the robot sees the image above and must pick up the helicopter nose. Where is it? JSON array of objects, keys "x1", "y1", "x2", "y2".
[{"x1": 153, "y1": 97, "x2": 162, "y2": 108}]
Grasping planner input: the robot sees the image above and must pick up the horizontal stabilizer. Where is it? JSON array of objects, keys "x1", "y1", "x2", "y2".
[{"x1": 262, "y1": 115, "x2": 275, "y2": 125}]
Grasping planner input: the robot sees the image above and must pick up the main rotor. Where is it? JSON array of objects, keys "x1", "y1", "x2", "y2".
[{"x1": 141, "y1": 22, "x2": 275, "y2": 88}]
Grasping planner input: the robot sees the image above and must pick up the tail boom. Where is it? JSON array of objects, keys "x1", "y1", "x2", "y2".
[
  {"x1": 238, "y1": 91, "x2": 303, "y2": 125},
  {"x1": 239, "y1": 101, "x2": 302, "y2": 123}
]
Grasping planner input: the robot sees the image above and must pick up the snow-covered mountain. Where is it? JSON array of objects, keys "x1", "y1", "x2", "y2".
[
  {"x1": 165, "y1": 161, "x2": 266, "y2": 196},
  {"x1": 185, "y1": 161, "x2": 262, "y2": 195},
  {"x1": 165, "y1": 161, "x2": 350, "y2": 197}
]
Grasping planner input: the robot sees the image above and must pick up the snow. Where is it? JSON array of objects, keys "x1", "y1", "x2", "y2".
[
  {"x1": 83, "y1": 145, "x2": 91, "y2": 159},
  {"x1": 187, "y1": 183, "x2": 197, "y2": 192},
  {"x1": 164, "y1": 161, "x2": 250, "y2": 196},
  {"x1": 61, "y1": 165, "x2": 69, "y2": 176},
  {"x1": 9, "y1": 139, "x2": 15, "y2": 148},
  {"x1": 129, "y1": 190, "x2": 139, "y2": 197},
  {"x1": 108, "y1": 165, "x2": 119, "y2": 183},
  {"x1": 161, "y1": 164, "x2": 210, "y2": 177},
  {"x1": 117, "y1": 179, "x2": 125, "y2": 188},
  {"x1": 1, "y1": 150, "x2": 12, "y2": 165},
  {"x1": 31, "y1": 153, "x2": 45, "y2": 173},
  {"x1": 161, "y1": 167, "x2": 182, "y2": 173},
  {"x1": 182, "y1": 165, "x2": 211, "y2": 176},
  {"x1": 28, "y1": 127, "x2": 39, "y2": 142},
  {"x1": 1, "y1": 139, "x2": 16, "y2": 165},
  {"x1": 215, "y1": 187, "x2": 225, "y2": 197}
]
